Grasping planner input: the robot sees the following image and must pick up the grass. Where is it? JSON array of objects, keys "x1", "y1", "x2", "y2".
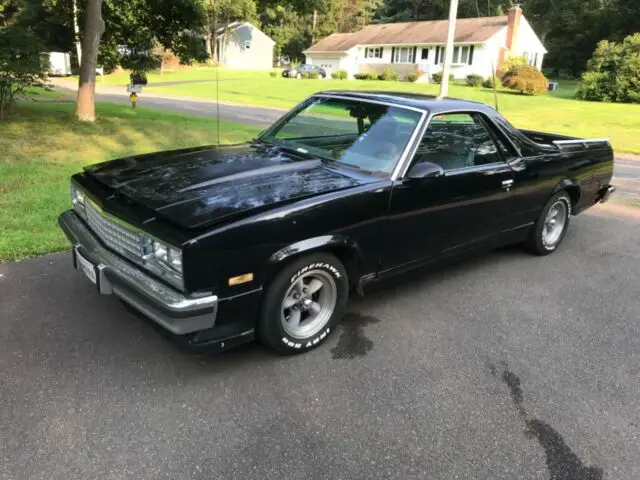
[
  {"x1": 0, "y1": 101, "x2": 259, "y2": 262},
  {"x1": 59, "y1": 68, "x2": 640, "y2": 152},
  {"x1": 66, "y1": 68, "x2": 640, "y2": 154}
]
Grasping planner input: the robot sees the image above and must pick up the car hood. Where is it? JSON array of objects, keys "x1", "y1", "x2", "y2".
[{"x1": 84, "y1": 144, "x2": 371, "y2": 229}]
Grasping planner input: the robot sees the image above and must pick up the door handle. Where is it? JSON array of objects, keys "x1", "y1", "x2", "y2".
[{"x1": 501, "y1": 179, "x2": 514, "y2": 191}]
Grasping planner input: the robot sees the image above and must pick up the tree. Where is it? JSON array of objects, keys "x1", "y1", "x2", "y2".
[
  {"x1": 0, "y1": 1, "x2": 49, "y2": 120},
  {"x1": 75, "y1": 0, "x2": 104, "y2": 122},
  {"x1": 0, "y1": 26, "x2": 48, "y2": 120},
  {"x1": 576, "y1": 33, "x2": 640, "y2": 104}
]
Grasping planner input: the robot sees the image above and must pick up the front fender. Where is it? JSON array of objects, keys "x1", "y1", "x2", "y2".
[{"x1": 265, "y1": 234, "x2": 366, "y2": 285}]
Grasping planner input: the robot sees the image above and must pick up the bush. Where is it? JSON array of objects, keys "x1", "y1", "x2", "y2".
[
  {"x1": 379, "y1": 67, "x2": 399, "y2": 81},
  {"x1": 466, "y1": 74, "x2": 484, "y2": 87},
  {"x1": 308, "y1": 71, "x2": 320, "y2": 79},
  {"x1": 300, "y1": 72, "x2": 310, "y2": 79},
  {"x1": 482, "y1": 77, "x2": 495, "y2": 89},
  {"x1": 354, "y1": 72, "x2": 378, "y2": 80},
  {"x1": 331, "y1": 69, "x2": 348, "y2": 80},
  {"x1": 407, "y1": 72, "x2": 419, "y2": 82},
  {"x1": 501, "y1": 64, "x2": 548, "y2": 95},
  {"x1": 575, "y1": 33, "x2": 640, "y2": 104},
  {"x1": 431, "y1": 72, "x2": 454, "y2": 83},
  {"x1": 269, "y1": 70, "x2": 278, "y2": 77}
]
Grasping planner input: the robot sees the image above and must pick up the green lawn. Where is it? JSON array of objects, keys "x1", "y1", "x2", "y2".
[
  {"x1": 58, "y1": 68, "x2": 640, "y2": 153},
  {"x1": 0, "y1": 102, "x2": 259, "y2": 262}
]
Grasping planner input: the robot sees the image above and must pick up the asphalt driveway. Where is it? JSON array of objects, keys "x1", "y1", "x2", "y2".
[{"x1": 1, "y1": 210, "x2": 639, "y2": 479}]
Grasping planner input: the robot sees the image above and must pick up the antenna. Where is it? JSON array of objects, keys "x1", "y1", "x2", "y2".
[
  {"x1": 216, "y1": 63, "x2": 220, "y2": 146},
  {"x1": 491, "y1": 60, "x2": 499, "y2": 112}
]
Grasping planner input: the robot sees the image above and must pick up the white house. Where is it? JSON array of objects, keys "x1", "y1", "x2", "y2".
[
  {"x1": 208, "y1": 22, "x2": 275, "y2": 70},
  {"x1": 303, "y1": 7, "x2": 546, "y2": 80}
]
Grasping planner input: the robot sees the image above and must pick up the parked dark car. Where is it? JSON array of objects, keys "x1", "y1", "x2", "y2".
[
  {"x1": 59, "y1": 92, "x2": 615, "y2": 354},
  {"x1": 282, "y1": 64, "x2": 327, "y2": 79}
]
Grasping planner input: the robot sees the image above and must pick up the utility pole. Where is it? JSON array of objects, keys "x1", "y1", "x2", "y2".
[
  {"x1": 438, "y1": 0, "x2": 459, "y2": 98},
  {"x1": 312, "y1": 10, "x2": 318, "y2": 44}
]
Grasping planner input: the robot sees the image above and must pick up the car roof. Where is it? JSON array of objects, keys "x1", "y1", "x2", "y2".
[{"x1": 313, "y1": 90, "x2": 497, "y2": 115}]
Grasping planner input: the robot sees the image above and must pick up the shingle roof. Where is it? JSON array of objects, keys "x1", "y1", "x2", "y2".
[{"x1": 305, "y1": 16, "x2": 508, "y2": 52}]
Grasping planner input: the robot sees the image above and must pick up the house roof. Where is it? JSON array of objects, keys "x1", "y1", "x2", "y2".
[
  {"x1": 215, "y1": 21, "x2": 275, "y2": 44},
  {"x1": 304, "y1": 16, "x2": 509, "y2": 53}
]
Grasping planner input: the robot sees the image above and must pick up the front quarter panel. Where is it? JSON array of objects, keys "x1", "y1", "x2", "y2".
[{"x1": 186, "y1": 181, "x2": 392, "y2": 299}]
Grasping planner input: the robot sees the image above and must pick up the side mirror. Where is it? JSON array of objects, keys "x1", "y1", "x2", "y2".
[{"x1": 407, "y1": 161, "x2": 444, "y2": 179}]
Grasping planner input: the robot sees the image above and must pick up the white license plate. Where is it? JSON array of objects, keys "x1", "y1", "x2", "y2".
[{"x1": 77, "y1": 252, "x2": 97, "y2": 285}]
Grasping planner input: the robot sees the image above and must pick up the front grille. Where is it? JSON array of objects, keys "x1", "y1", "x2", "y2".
[{"x1": 86, "y1": 201, "x2": 144, "y2": 259}]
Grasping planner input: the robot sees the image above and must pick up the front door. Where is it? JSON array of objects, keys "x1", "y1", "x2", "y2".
[{"x1": 383, "y1": 112, "x2": 515, "y2": 270}]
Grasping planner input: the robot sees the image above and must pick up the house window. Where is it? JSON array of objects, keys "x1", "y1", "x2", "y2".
[
  {"x1": 421, "y1": 48, "x2": 429, "y2": 60},
  {"x1": 523, "y1": 52, "x2": 539, "y2": 67},
  {"x1": 393, "y1": 47, "x2": 408, "y2": 63},
  {"x1": 244, "y1": 41, "x2": 251, "y2": 50},
  {"x1": 365, "y1": 47, "x2": 383, "y2": 59},
  {"x1": 443, "y1": 46, "x2": 474, "y2": 65}
]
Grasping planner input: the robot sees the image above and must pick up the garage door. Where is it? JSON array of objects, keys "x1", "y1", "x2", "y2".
[{"x1": 311, "y1": 58, "x2": 340, "y2": 70}]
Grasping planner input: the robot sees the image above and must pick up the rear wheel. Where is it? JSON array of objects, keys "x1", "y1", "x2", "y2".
[
  {"x1": 258, "y1": 253, "x2": 348, "y2": 354},
  {"x1": 525, "y1": 191, "x2": 572, "y2": 255}
]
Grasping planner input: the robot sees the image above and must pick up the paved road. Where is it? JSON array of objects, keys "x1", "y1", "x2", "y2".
[
  {"x1": 1, "y1": 211, "x2": 639, "y2": 479},
  {"x1": 97, "y1": 91, "x2": 284, "y2": 127}
]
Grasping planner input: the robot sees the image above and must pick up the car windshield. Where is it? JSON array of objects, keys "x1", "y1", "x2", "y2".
[{"x1": 259, "y1": 97, "x2": 423, "y2": 174}]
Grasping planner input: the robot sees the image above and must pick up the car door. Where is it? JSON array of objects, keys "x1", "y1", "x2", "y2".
[{"x1": 383, "y1": 112, "x2": 515, "y2": 270}]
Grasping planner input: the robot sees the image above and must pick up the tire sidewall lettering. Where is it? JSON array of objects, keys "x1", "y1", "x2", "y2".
[
  {"x1": 290, "y1": 261, "x2": 342, "y2": 285},
  {"x1": 281, "y1": 327, "x2": 330, "y2": 349}
]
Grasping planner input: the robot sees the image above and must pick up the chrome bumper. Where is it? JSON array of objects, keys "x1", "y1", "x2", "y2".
[{"x1": 58, "y1": 210, "x2": 218, "y2": 335}]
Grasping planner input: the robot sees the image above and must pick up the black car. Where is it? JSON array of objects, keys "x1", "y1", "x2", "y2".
[
  {"x1": 282, "y1": 64, "x2": 327, "y2": 79},
  {"x1": 59, "y1": 92, "x2": 615, "y2": 354}
]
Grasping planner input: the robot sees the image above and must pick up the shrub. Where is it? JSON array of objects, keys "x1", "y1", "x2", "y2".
[
  {"x1": 379, "y1": 67, "x2": 399, "y2": 81},
  {"x1": 501, "y1": 64, "x2": 548, "y2": 95},
  {"x1": 300, "y1": 72, "x2": 310, "y2": 79},
  {"x1": 354, "y1": 72, "x2": 378, "y2": 80},
  {"x1": 308, "y1": 71, "x2": 320, "y2": 79},
  {"x1": 331, "y1": 69, "x2": 348, "y2": 80},
  {"x1": 482, "y1": 77, "x2": 495, "y2": 89},
  {"x1": 431, "y1": 72, "x2": 454, "y2": 83},
  {"x1": 575, "y1": 33, "x2": 640, "y2": 104},
  {"x1": 407, "y1": 72, "x2": 419, "y2": 82},
  {"x1": 269, "y1": 70, "x2": 278, "y2": 77},
  {"x1": 466, "y1": 74, "x2": 484, "y2": 87}
]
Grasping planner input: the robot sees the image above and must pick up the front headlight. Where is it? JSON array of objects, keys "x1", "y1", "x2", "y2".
[
  {"x1": 146, "y1": 239, "x2": 183, "y2": 276},
  {"x1": 71, "y1": 183, "x2": 87, "y2": 219}
]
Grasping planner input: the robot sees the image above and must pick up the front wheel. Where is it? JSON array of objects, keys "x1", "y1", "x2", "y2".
[
  {"x1": 525, "y1": 191, "x2": 572, "y2": 255},
  {"x1": 258, "y1": 253, "x2": 349, "y2": 354}
]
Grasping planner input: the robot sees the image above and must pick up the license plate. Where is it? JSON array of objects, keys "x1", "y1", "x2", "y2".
[{"x1": 77, "y1": 252, "x2": 97, "y2": 285}]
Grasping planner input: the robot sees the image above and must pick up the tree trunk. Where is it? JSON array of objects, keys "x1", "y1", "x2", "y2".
[{"x1": 75, "y1": 0, "x2": 105, "y2": 122}]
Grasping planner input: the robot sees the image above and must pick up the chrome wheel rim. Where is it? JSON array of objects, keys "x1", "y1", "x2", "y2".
[
  {"x1": 542, "y1": 200, "x2": 567, "y2": 248},
  {"x1": 281, "y1": 270, "x2": 337, "y2": 339}
]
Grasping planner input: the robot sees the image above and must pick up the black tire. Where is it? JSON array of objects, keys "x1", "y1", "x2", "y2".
[
  {"x1": 258, "y1": 253, "x2": 349, "y2": 354},
  {"x1": 525, "y1": 191, "x2": 572, "y2": 256}
]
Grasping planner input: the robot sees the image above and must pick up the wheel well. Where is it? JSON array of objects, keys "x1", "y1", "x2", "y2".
[
  {"x1": 263, "y1": 246, "x2": 361, "y2": 290},
  {"x1": 563, "y1": 185, "x2": 581, "y2": 210}
]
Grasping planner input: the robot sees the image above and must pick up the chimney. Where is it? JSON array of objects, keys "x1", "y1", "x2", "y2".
[
  {"x1": 497, "y1": 5, "x2": 522, "y2": 73},
  {"x1": 505, "y1": 5, "x2": 522, "y2": 52}
]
